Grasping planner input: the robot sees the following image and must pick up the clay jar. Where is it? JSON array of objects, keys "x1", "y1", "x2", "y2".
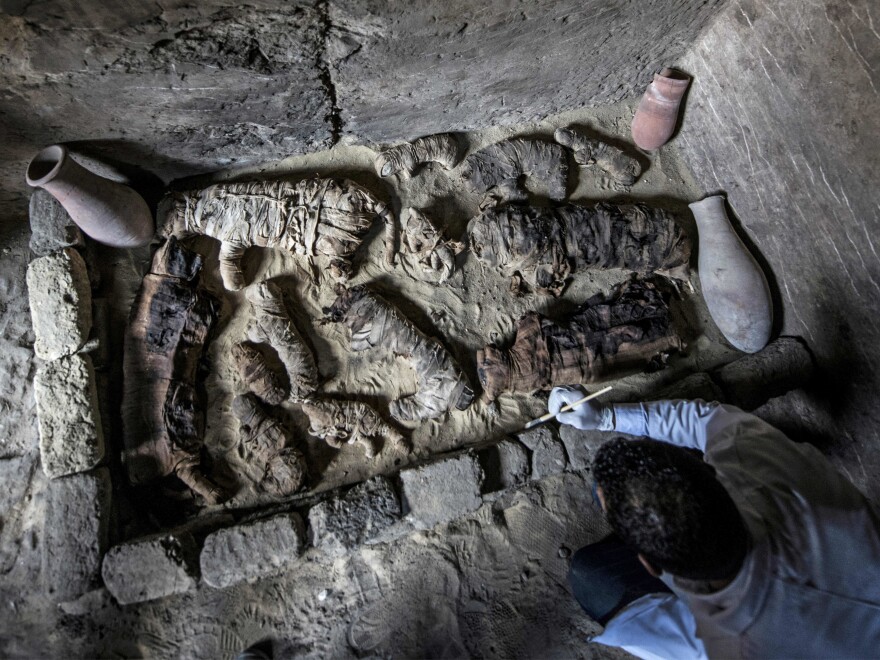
[
  {"x1": 26, "y1": 145, "x2": 154, "y2": 248},
  {"x1": 690, "y1": 195, "x2": 772, "y2": 353},
  {"x1": 631, "y1": 68, "x2": 690, "y2": 151}
]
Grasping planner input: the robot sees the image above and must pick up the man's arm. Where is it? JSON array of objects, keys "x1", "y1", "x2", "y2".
[{"x1": 610, "y1": 399, "x2": 751, "y2": 452}]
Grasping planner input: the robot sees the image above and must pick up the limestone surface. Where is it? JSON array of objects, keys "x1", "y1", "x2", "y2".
[
  {"x1": 26, "y1": 247, "x2": 92, "y2": 360},
  {"x1": 516, "y1": 426, "x2": 568, "y2": 481},
  {"x1": 200, "y1": 513, "x2": 305, "y2": 589},
  {"x1": 34, "y1": 353, "x2": 104, "y2": 479},
  {"x1": 28, "y1": 189, "x2": 84, "y2": 256},
  {"x1": 101, "y1": 533, "x2": 200, "y2": 605},
  {"x1": 332, "y1": 0, "x2": 725, "y2": 142},
  {"x1": 309, "y1": 476, "x2": 401, "y2": 553},
  {"x1": 42, "y1": 468, "x2": 112, "y2": 602},
  {"x1": 399, "y1": 453, "x2": 483, "y2": 528}
]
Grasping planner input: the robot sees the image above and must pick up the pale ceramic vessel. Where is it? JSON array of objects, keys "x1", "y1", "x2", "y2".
[
  {"x1": 690, "y1": 195, "x2": 772, "y2": 353},
  {"x1": 26, "y1": 145, "x2": 154, "y2": 248}
]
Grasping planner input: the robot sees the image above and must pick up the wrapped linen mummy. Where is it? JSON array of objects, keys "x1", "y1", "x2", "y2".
[
  {"x1": 476, "y1": 279, "x2": 682, "y2": 401},
  {"x1": 301, "y1": 398, "x2": 408, "y2": 459},
  {"x1": 231, "y1": 342, "x2": 288, "y2": 406},
  {"x1": 232, "y1": 393, "x2": 307, "y2": 497},
  {"x1": 324, "y1": 286, "x2": 474, "y2": 422},
  {"x1": 122, "y1": 237, "x2": 224, "y2": 504},
  {"x1": 401, "y1": 208, "x2": 465, "y2": 283},
  {"x1": 246, "y1": 281, "x2": 319, "y2": 400},
  {"x1": 461, "y1": 138, "x2": 568, "y2": 206},
  {"x1": 554, "y1": 127, "x2": 642, "y2": 187},
  {"x1": 166, "y1": 177, "x2": 395, "y2": 290},
  {"x1": 468, "y1": 202, "x2": 691, "y2": 296},
  {"x1": 375, "y1": 134, "x2": 461, "y2": 179}
]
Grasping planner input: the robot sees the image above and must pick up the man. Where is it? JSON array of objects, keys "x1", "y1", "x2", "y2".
[{"x1": 549, "y1": 386, "x2": 880, "y2": 659}]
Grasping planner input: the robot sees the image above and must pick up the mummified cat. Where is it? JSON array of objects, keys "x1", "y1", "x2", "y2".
[
  {"x1": 246, "y1": 281, "x2": 319, "y2": 401},
  {"x1": 476, "y1": 279, "x2": 682, "y2": 402},
  {"x1": 375, "y1": 134, "x2": 461, "y2": 179},
  {"x1": 231, "y1": 341, "x2": 288, "y2": 406},
  {"x1": 165, "y1": 177, "x2": 396, "y2": 290},
  {"x1": 324, "y1": 285, "x2": 474, "y2": 422},
  {"x1": 122, "y1": 237, "x2": 225, "y2": 504},
  {"x1": 461, "y1": 138, "x2": 569, "y2": 207},
  {"x1": 232, "y1": 393, "x2": 307, "y2": 497},
  {"x1": 400, "y1": 208, "x2": 465, "y2": 283},
  {"x1": 301, "y1": 398, "x2": 409, "y2": 459},
  {"x1": 468, "y1": 202, "x2": 691, "y2": 296},
  {"x1": 554, "y1": 127, "x2": 643, "y2": 187}
]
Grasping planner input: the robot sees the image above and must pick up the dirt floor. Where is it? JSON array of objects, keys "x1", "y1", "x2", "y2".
[{"x1": 0, "y1": 99, "x2": 739, "y2": 658}]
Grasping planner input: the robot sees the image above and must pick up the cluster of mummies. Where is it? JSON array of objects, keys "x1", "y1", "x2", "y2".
[{"x1": 122, "y1": 128, "x2": 691, "y2": 504}]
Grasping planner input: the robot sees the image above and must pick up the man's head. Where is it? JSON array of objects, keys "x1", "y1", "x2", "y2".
[{"x1": 593, "y1": 438, "x2": 748, "y2": 581}]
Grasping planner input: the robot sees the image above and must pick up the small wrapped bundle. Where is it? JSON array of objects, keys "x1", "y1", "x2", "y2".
[
  {"x1": 301, "y1": 398, "x2": 409, "y2": 459},
  {"x1": 476, "y1": 279, "x2": 682, "y2": 401},
  {"x1": 246, "y1": 281, "x2": 319, "y2": 401},
  {"x1": 461, "y1": 138, "x2": 568, "y2": 206},
  {"x1": 401, "y1": 208, "x2": 465, "y2": 283},
  {"x1": 375, "y1": 133, "x2": 461, "y2": 179},
  {"x1": 232, "y1": 393, "x2": 307, "y2": 497},
  {"x1": 555, "y1": 127, "x2": 643, "y2": 187},
  {"x1": 231, "y1": 342, "x2": 288, "y2": 406}
]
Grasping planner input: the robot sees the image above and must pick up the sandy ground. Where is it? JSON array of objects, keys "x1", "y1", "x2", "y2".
[{"x1": 0, "y1": 99, "x2": 738, "y2": 657}]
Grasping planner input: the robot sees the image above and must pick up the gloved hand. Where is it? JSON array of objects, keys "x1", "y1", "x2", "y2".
[{"x1": 548, "y1": 385, "x2": 613, "y2": 431}]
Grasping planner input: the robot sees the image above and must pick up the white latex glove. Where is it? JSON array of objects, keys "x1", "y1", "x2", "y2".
[{"x1": 548, "y1": 385, "x2": 613, "y2": 431}]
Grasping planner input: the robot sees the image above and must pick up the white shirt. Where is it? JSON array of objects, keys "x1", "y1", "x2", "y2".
[{"x1": 592, "y1": 400, "x2": 880, "y2": 659}]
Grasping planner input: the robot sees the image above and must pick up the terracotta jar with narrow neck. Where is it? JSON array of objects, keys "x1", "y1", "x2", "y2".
[
  {"x1": 26, "y1": 145, "x2": 154, "y2": 248},
  {"x1": 690, "y1": 194, "x2": 773, "y2": 353}
]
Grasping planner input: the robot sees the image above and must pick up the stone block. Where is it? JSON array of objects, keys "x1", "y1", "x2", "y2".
[
  {"x1": 558, "y1": 426, "x2": 615, "y2": 472},
  {"x1": 478, "y1": 439, "x2": 530, "y2": 493},
  {"x1": 713, "y1": 338, "x2": 815, "y2": 410},
  {"x1": 653, "y1": 372, "x2": 724, "y2": 403},
  {"x1": 28, "y1": 189, "x2": 84, "y2": 256},
  {"x1": 102, "y1": 532, "x2": 199, "y2": 605},
  {"x1": 34, "y1": 353, "x2": 104, "y2": 479},
  {"x1": 309, "y1": 477, "x2": 401, "y2": 554},
  {"x1": 516, "y1": 426, "x2": 568, "y2": 480},
  {"x1": 200, "y1": 513, "x2": 305, "y2": 589},
  {"x1": 399, "y1": 453, "x2": 483, "y2": 528},
  {"x1": 753, "y1": 389, "x2": 841, "y2": 448},
  {"x1": 43, "y1": 468, "x2": 112, "y2": 602},
  {"x1": 27, "y1": 247, "x2": 92, "y2": 360}
]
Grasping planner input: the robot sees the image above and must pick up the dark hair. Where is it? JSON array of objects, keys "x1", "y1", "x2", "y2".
[{"x1": 593, "y1": 438, "x2": 748, "y2": 580}]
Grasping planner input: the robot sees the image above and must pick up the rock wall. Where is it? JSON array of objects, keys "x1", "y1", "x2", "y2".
[
  {"x1": 676, "y1": 0, "x2": 880, "y2": 498},
  {"x1": 0, "y1": 0, "x2": 726, "y2": 210}
]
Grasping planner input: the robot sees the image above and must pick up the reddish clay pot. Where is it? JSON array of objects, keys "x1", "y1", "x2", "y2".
[
  {"x1": 631, "y1": 68, "x2": 691, "y2": 151},
  {"x1": 26, "y1": 145, "x2": 154, "y2": 248}
]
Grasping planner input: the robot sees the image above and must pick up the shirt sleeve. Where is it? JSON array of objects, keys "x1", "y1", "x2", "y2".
[
  {"x1": 611, "y1": 400, "x2": 752, "y2": 452},
  {"x1": 591, "y1": 593, "x2": 708, "y2": 660}
]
